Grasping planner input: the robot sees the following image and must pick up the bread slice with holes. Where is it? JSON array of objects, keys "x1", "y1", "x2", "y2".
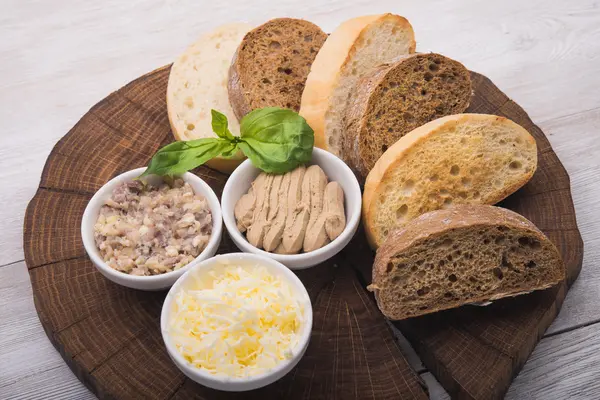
[
  {"x1": 299, "y1": 14, "x2": 415, "y2": 156},
  {"x1": 363, "y1": 114, "x2": 538, "y2": 249},
  {"x1": 368, "y1": 204, "x2": 565, "y2": 320},
  {"x1": 343, "y1": 53, "x2": 472, "y2": 181},
  {"x1": 228, "y1": 18, "x2": 327, "y2": 119},
  {"x1": 167, "y1": 23, "x2": 253, "y2": 173}
]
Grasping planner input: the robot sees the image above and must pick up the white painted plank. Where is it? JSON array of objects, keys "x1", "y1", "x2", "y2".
[
  {"x1": 539, "y1": 109, "x2": 600, "y2": 334},
  {"x1": 0, "y1": 262, "x2": 92, "y2": 399},
  {"x1": 2, "y1": 367, "x2": 95, "y2": 400},
  {"x1": 508, "y1": 323, "x2": 600, "y2": 399}
]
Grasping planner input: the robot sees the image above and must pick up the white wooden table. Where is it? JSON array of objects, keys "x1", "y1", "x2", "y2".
[{"x1": 2, "y1": 0, "x2": 599, "y2": 398}]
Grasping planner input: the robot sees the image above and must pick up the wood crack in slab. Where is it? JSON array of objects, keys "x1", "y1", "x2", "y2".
[
  {"x1": 55, "y1": 314, "x2": 92, "y2": 336},
  {"x1": 39, "y1": 185, "x2": 94, "y2": 197},
  {"x1": 27, "y1": 255, "x2": 87, "y2": 271},
  {"x1": 165, "y1": 377, "x2": 188, "y2": 400},
  {"x1": 88, "y1": 332, "x2": 148, "y2": 374}
]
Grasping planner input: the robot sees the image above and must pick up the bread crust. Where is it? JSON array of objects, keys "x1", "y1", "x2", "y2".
[
  {"x1": 371, "y1": 205, "x2": 565, "y2": 320},
  {"x1": 343, "y1": 53, "x2": 472, "y2": 182},
  {"x1": 362, "y1": 114, "x2": 538, "y2": 248},
  {"x1": 300, "y1": 14, "x2": 415, "y2": 152},
  {"x1": 228, "y1": 45, "x2": 248, "y2": 121},
  {"x1": 342, "y1": 62, "x2": 392, "y2": 179}
]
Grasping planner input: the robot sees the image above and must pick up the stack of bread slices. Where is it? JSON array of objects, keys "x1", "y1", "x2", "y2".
[{"x1": 166, "y1": 14, "x2": 565, "y2": 321}]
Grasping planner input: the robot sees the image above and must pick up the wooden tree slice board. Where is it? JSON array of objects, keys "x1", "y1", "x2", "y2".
[{"x1": 23, "y1": 67, "x2": 582, "y2": 400}]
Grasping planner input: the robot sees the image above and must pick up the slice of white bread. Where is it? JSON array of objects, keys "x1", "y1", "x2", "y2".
[
  {"x1": 363, "y1": 114, "x2": 538, "y2": 248},
  {"x1": 299, "y1": 14, "x2": 415, "y2": 156},
  {"x1": 167, "y1": 23, "x2": 253, "y2": 173},
  {"x1": 369, "y1": 204, "x2": 565, "y2": 320}
]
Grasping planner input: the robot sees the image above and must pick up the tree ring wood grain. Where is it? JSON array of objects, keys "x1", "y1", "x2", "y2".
[{"x1": 23, "y1": 67, "x2": 582, "y2": 400}]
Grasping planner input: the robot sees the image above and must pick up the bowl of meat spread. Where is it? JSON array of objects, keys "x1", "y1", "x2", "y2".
[
  {"x1": 221, "y1": 148, "x2": 361, "y2": 270},
  {"x1": 81, "y1": 168, "x2": 222, "y2": 290}
]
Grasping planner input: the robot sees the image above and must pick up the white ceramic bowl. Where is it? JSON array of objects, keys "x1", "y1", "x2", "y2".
[
  {"x1": 221, "y1": 147, "x2": 361, "y2": 270},
  {"x1": 81, "y1": 167, "x2": 223, "y2": 291},
  {"x1": 161, "y1": 253, "x2": 312, "y2": 391}
]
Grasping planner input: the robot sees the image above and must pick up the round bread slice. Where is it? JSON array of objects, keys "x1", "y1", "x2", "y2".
[
  {"x1": 369, "y1": 204, "x2": 565, "y2": 320},
  {"x1": 299, "y1": 14, "x2": 415, "y2": 156},
  {"x1": 228, "y1": 18, "x2": 327, "y2": 119},
  {"x1": 363, "y1": 114, "x2": 538, "y2": 248},
  {"x1": 343, "y1": 53, "x2": 472, "y2": 181},
  {"x1": 167, "y1": 23, "x2": 253, "y2": 173}
]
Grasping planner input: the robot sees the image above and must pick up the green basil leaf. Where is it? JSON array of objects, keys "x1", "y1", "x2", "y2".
[
  {"x1": 211, "y1": 109, "x2": 235, "y2": 140},
  {"x1": 139, "y1": 138, "x2": 232, "y2": 177},
  {"x1": 239, "y1": 107, "x2": 314, "y2": 174},
  {"x1": 220, "y1": 143, "x2": 241, "y2": 159}
]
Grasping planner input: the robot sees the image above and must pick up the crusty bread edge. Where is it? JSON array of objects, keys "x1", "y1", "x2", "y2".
[
  {"x1": 343, "y1": 54, "x2": 473, "y2": 182},
  {"x1": 300, "y1": 14, "x2": 415, "y2": 151},
  {"x1": 227, "y1": 44, "x2": 251, "y2": 121},
  {"x1": 371, "y1": 205, "x2": 565, "y2": 320},
  {"x1": 362, "y1": 114, "x2": 538, "y2": 249},
  {"x1": 342, "y1": 58, "x2": 411, "y2": 182}
]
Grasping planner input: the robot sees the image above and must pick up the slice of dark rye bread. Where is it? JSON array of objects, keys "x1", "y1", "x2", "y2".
[
  {"x1": 368, "y1": 204, "x2": 565, "y2": 320},
  {"x1": 228, "y1": 18, "x2": 327, "y2": 119},
  {"x1": 343, "y1": 53, "x2": 472, "y2": 181}
]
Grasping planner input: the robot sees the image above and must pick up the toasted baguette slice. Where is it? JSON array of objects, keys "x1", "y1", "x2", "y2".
[
  {"x1": 228, "y1": 18, "x2": 327, "y2": 119},
  {"x1": 343, "y1": 53, "x2": 472, "y2": 181},
  {"x1": 369, "y1": 205, "x2": 565, "y2": 320},
  {"x1": 363, "y1": 114, "x2": 537, "y2": 248},
  {"x1": 300, "y1": 14, "x2": 415, "y2": 156},
  {"x1": 167, "y1": 23, "x2": 253, "y2": 173}
]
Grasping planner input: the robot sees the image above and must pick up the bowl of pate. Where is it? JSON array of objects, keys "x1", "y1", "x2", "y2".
[{"x1": 221, "y1": 147, "x2": 361, "y2": 269}]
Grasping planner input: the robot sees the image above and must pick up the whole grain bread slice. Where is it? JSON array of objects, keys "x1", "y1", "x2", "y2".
[
  {"x1": 299, "y1": 14, "x2": 415, "y2": 156},
  {"x1": 343, "y1": 53, "x2": 472, "y2": 181},
  {"x1": 228, "y1": 18, "x2": 327, "y2": 119},
  {"x1": 363, "y1": 114, "x2": 538, "y2": 248},
  {"x1": 369, "y1": 204, "x2": 565, "y2": 320}
]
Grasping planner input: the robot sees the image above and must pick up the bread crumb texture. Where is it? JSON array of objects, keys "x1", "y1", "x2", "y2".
[
  {"x1": 366, "y1": 114, "x2": 537, "y2": 247},
  {"x1": 167, "y1": 23, "x2": 252, "y2": 141},
  {"x1": 345, "y1": 53, "x2": 471, "y2": 178},
  {"x1": 231, "y1": 18, "x2": 326, "y2": 116},
  {"x1": 324, "y1": 15, "x2": 414, "y2": 155},
  {"x1": 372, "y1": 205, "x2": 564, "y2": 320}
]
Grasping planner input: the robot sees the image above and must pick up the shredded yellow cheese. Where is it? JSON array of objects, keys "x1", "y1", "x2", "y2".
[{"x1": 168, "y1": 263, "x2": 306, "y2": 378}]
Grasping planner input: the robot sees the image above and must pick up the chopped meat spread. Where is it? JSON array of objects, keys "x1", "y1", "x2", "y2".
[{"x1": 94, "y1": 179, "x2": 212, "y2": 275}]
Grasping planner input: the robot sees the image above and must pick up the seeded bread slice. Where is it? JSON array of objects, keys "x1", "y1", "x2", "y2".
[
  {"x1": 363, "y1": 114, "x2": 537, "y2": 249},
  {"x1": 228, "y1": 18, "x2": 327, "y2": 119},
  {"x1": 369, "y1": 204, "x2": 565, "y2": 320},
  {"x1": 343, "y1": 53, "x2": 472, "y2": 181},
  {"x1": 167, "y1": 23, "x2": 253, "y2": 173},
  {"x1": 300, "y1": 14, "x2": 415, "y2": 156}
]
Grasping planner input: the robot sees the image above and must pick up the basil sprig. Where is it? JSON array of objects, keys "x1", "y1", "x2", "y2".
[{"x1": 140, "y1": 107, "x2": 314, "y2": 177}]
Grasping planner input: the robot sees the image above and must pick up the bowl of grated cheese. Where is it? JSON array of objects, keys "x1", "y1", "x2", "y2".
[{"x1": 161, "y1": 253, "x2": 312, "y2": 391}]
